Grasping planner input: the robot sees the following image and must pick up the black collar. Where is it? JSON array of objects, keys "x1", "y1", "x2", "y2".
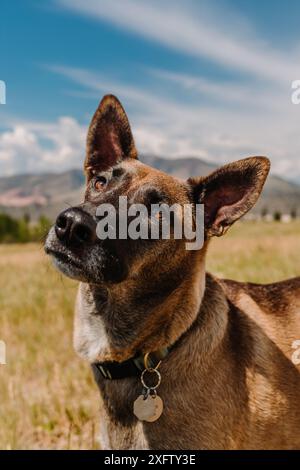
[{"x1": 92, "y1": 347, "x2": 170, "y2": 380}]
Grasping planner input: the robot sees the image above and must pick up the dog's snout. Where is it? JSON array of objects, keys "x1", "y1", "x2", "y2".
[{"x1": 55, "y1": 208, "x2": 96, "y2": 246}]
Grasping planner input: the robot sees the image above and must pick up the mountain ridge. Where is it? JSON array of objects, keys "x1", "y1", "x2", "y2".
[{"x1": 0, "y1": 155, "x2": 299, "y2": 220}]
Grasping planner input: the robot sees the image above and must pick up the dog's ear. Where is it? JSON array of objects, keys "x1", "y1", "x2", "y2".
[
  {"x1": 85, "y1": 94, "x2": 137, "y2": 177},
  {"x1": 188, "y1": 156, "x2": 270, "y2": 237}
]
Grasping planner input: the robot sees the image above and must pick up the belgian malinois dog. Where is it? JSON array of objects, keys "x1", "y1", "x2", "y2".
[{"x1": 45, "y1": 95, "x2": 300, "y2": 450}]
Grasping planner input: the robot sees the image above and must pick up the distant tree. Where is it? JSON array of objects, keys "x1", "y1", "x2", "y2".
[
  {"x1": 291, "y1": 208, "x2": 297, "y2": 220},
  {"x1": 23, "y1": 212, "x2": 31, "y2": 224},
  {"x1": 261, "y1": 207, "x2": 268, "y2": 218},
  {"x1": 0, "y1": 212, "x2": 52, "y2": 243},
  {"x1": 0, "y1": 214, "x2": 19, "y2": 242},
  {"x1": 17, "y1": 215, "x2": 31, "y2": 242},
  {"x1": 273, "y1": 211, "x2": 282, "y2": 222},
  {"x1": 31, "y1": 215, "x2": 52, "y2": 242}
]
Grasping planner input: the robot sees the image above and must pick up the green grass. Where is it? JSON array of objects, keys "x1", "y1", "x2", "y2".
[{"x1": 0, "y1": 221, "x2": 299, "y2": 449}]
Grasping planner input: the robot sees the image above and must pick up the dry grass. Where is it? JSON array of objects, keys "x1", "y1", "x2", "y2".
[
  {"x1": 207, "y1": 220, "x2": 300, "y2": 283},
  {"x1": 0, "y1": 244, "x2": 99, "y2": 449},
  {"x1": 0, "y1": 221, "x2": 300, "y2": 449}
]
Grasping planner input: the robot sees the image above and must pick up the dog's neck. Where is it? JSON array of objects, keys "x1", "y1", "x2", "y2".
[{"x1": 74, "y1": 249, "x2": 208, "y2": 363}]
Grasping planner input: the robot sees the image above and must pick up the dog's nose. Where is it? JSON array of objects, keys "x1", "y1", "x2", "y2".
[{"x1": 55, "y1": 208, "x2": 96, "y2": 245}]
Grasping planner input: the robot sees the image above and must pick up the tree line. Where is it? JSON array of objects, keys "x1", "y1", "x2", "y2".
[
  {"x1": 0, "y1": 208, "x2": 298, "y2": 244},
  {"x1": 0, "y1": 213, "x2": 52, "y2": 243}
]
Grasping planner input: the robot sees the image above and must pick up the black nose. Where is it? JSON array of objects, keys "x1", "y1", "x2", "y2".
[{"x1": 55, "y1": 208, "x2": 96, "y2": 245}]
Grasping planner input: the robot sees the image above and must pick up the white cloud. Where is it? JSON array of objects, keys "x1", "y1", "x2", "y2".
[
  {"x1": 0, "y1": 117, "x2": 86, "y2": 176},
  {"x1": 3, "y1": 61, "x2": 300, "y2": 181},
  {"x1": 56, "y1": 0, "x2": 300, "y2": 83},
  {"x1": 41, "y1": 0, "x2": 300, "y2": 181},
  {"x1": 2, "y1": 0, "x2": 300, "y2": 181},
  {"x1": 45, "y1": 64, "x2": 300, "y2": 182},
  {"x1": 147, "y1": 68, "x2": 285, "y2": 111}
]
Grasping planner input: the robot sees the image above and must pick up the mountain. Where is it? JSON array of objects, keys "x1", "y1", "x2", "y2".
[
  {"x1": 0, "y1": 155, "x2": 299, "y2": 220},
  {"x1": 0, "y1": 169, "x2": 85, "y2": 221}
]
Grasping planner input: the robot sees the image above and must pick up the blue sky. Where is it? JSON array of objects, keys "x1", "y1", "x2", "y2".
[{"x1": 1, "y1": 0, "x2": 300, "y2": 180}]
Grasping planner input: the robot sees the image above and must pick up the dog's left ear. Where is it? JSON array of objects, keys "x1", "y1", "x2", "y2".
[
  {"x1": 85, "y1": 94, "x2": 137, "y2": 177},
  {"x1": 188, "y1": 156, "x2": 270, "y2": 237}
]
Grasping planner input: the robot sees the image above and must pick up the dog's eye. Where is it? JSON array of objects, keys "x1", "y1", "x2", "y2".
[{"x1": 94, "y1": 176, "x2": 107, "y2": 191}]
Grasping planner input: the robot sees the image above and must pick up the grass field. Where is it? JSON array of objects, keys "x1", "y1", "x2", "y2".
[{"x1": 0, "y1": 221, "x2": 300, "y2": 449}]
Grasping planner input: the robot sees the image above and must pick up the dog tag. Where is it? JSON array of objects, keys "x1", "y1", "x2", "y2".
[{"x1": 133, "y1": 394, "x2": 163, "y2": 422}]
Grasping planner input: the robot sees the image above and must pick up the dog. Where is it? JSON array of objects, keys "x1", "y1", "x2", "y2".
[{"x1": 45, "y1": 95, "x2": 300, "y2": 450}]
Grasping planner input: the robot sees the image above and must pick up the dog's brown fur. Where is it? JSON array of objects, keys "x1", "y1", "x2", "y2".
[{"x1": 46, "y1": 95, "x2": 300, "y2": 449}]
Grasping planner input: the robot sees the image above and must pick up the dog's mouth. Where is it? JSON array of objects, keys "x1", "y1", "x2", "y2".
[
  {"x1": 45, "y1": 239, "x2": 105, "y2": 283},
  {"x1": 44, "y1": 226, "x2": 126, "y2": 284},
  {"x1": 45, "y1": 247, "x2": 83, "y2": 271}
]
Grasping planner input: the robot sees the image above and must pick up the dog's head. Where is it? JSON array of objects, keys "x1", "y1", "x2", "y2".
[{"x1": 45, "y1": 95, "x2": 270, "y2": 285}]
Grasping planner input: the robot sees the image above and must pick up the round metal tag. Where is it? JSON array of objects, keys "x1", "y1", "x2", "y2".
[{"x1": 133, "y1": 394, "x2": 163, "y2": 422}]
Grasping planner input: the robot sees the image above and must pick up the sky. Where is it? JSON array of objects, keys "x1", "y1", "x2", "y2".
[{"x1": 1, "y1": 0, "x2": 300, "y2": 181}]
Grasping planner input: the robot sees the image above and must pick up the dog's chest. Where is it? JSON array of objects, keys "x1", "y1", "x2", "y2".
[
  {"x1": 73, "y1": 284, "x2": 112, "y2": 362},
  {"x1": 92, "y1": 368, "x2": 149, "y2": 449},
  {"x1": 99, "y1": 406, "x2": 149, "y2": 450}
]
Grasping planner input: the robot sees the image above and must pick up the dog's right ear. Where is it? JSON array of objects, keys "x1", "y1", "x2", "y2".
[
  {"x1": 188, "y1": 156, "x2": 270, "y2": 237},
  {"x1": 85, "y1": 95, "x2": 138, "y2": 178}
]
